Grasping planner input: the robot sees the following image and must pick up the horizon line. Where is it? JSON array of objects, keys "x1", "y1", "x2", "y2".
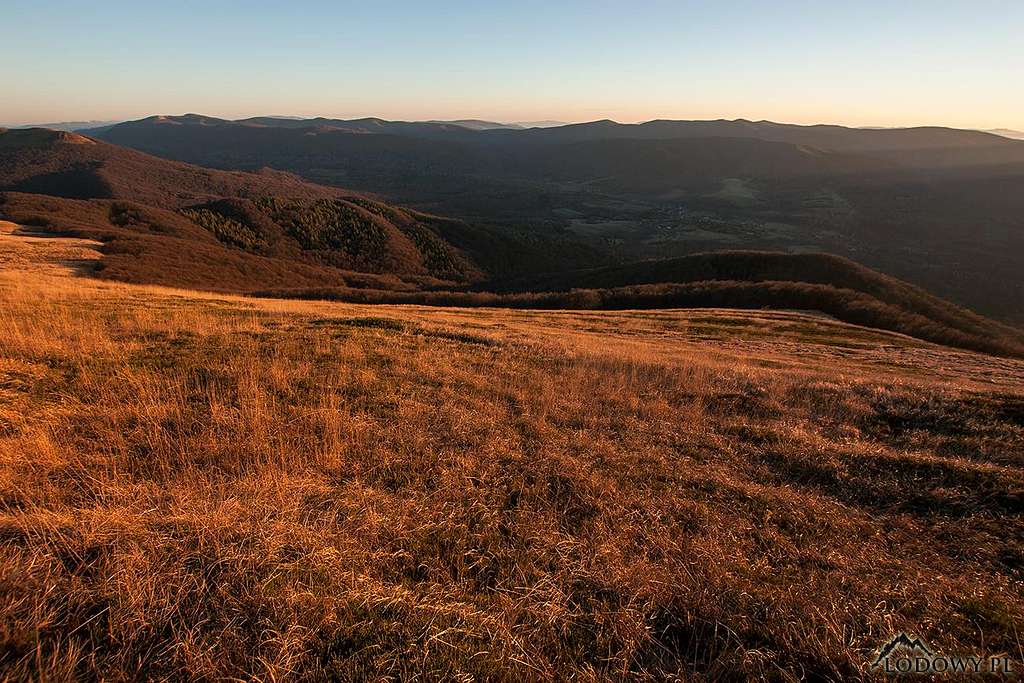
[{"x1": 3, "y1": 113, "x2": 1022, "y2": 135}]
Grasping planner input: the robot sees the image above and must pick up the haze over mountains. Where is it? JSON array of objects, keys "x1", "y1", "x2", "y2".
[
  {"x1": 92, "y1": 114, "x2": 1024, "y2": 164},
  {"x1": 4, "y1": 120, "x2": 121, "y2": 132},
  {"x1": 987, "y1": 128, "x2": 1024, "y2": 140}
]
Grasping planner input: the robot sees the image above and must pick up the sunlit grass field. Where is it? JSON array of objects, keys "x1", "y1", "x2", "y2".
[{"x1": 1, "y1": 230, "x2": 1022, "y2": 680}]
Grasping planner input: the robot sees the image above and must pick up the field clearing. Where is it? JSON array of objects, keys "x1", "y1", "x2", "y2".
[
  {"x1": 0, "y1": 220, "x2": 102, "y2": 276},
  {"x1": 710, "y1": 178, "x2": 757, "y2": 204},
  {"x1": 1, "y1": 232, "x2": 1022, "y2": 680}
]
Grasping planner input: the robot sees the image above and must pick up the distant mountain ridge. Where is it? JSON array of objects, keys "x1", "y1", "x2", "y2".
[
  {"x1": 93, "y1": 114, "x2": 1024, "y2": 165},
  {"x1": 986, "y1": 128, "x2": 1024, "y2": 141},
  {"x1": 95, "y1": 114, "x2": 493, "y2": 141},
  {"x1": 5, "y1": 120, "x2": 122, "y2": 132},
  {"x1": 92, "y1": 115, "x2": 899, "y2": 194}
]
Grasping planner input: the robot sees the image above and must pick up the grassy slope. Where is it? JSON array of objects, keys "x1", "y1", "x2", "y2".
[
  {"x1": 0, "y1": 129, "x2": 487, "y2": 285},
  {"x1": 255, "y1": 251, "x2": 1024, "y2": 359},
  {"x1": 487, "y1": 252, "x2": 1024, "y2": 357},
  {"x1": 1, "y1": 233, "x2": 1023, "y2": 680}
]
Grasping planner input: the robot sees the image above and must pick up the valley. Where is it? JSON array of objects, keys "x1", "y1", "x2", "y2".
[{"x1": 87, "y1": 116, "x2": 1024, "y2": 321}]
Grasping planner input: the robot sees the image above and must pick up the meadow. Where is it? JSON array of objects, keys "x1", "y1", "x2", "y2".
[{"x1": 1, "y1": 229, "x2": 1022, "y2": 680}]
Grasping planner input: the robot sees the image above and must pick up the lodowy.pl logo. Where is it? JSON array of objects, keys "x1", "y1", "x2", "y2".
[{"x1": 870, "y1": 633, "x2": 1015, "y2": 676}]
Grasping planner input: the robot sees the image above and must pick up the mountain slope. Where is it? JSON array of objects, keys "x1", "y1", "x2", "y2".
[
  {"x1": 3, "y1": 126, "x2": 1021, "y2": 356},
  {"x1": 257, "y1": 251, "x2": 1024, "y2": 358},
  {"x1": 0, "y1": 128, "x2": 489, "y2": 287},
  {"x1": 520, "y1": 137, "x2": 890, "y2": 194},
  {"x1": 5, "y1": 237, "x2": 1023, "y2": 680},
  {"x1": 0, "y1": 128, "x2": 614, "y2": 289}
]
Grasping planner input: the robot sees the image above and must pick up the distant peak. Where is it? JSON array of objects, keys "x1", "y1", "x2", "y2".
[
  {"x1": 0, "y1": 127, "x2": 95, "y2": 146},
  {"x1": 55, "y1": 130, "x2": 95, "y2": 145}
]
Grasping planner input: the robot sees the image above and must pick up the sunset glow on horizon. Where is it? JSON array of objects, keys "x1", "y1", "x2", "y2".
[{"x1": 3, "y1": 0, "x2": 1022, "y2": 130}]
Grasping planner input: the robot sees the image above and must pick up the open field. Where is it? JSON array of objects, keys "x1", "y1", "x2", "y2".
[{"x1": 1, "y1": 232, "x2": 1023, "y2": 680}]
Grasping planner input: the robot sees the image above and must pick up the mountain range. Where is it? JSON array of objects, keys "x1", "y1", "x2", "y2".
[
  {"x1": 91, "y1": 114, "x2": 1024, "y2": 166},
  {"x1": 0, "y1": 127, "x2": 612, "y2": 291},
  {"x1": 76, "y1": 114, "x2": 1024, "y2": 321},
  {"x1": 2, "y1": 125, "x2": 1022, "y2": 357},
  {"x1": 4, "y1": 120, "x2": 122, "y2": 132}
]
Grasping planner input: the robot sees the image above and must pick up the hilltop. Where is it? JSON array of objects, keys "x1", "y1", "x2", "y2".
[{"x1": 0, "y1": 127, "x2": 346, "y2": 206}]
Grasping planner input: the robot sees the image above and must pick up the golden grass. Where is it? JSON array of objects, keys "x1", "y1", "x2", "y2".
[{"x1": 1, "y1": 234, "x2": 1023, "y2": 680}]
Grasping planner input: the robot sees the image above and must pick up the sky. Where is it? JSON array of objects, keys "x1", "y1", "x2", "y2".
[{"x1": 2, "y1": 0, "x2": 1023, "y2": 129}]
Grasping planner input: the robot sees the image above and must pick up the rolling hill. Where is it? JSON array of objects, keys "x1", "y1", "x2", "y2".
[
  {"x1": 0, "y1": 128, "x2": 611, "y2": 290},
  {"x1": 2, "y1": 127, "x2": 1021, "y2": 357},
  {"x1": 0, "y1": 127, "x2": 477, "y2": 288},
  {"x1": 89, "y1": 114, "x2": 1024, "y2": 322},
  {"x1": 93, "y1": 114, "x2": 1024, "y2": 169},
  {"x1": 255, "y1": 251, "x2": 1024, "y2": 358}
]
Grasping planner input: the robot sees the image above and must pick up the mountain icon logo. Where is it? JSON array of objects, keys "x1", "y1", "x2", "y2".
[{"x1": 871, "y1": 633, "x2": 934, "y2": 669}]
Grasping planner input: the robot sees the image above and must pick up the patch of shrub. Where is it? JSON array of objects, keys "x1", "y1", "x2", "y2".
[
  {"x1": 109, "y1": 203, "x2": 145, "y2": 228},
  {"x1": 180, "y1": 207, "x2": 265, "y2": 252},
  {"x1": 252, "y1": 279, "x2": 1024, "y2": 358},
  {"x1": 257, "y1": 198, "x2": 387, "y2": 255}
]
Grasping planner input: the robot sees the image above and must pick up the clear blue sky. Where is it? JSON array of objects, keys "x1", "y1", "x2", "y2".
[{"x1": 3, "y1": 0, "x2": 1022, "y2": 129}]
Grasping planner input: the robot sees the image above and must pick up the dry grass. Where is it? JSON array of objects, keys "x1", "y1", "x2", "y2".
[{"x1": 1, "y1": 234, "x2": 1023, "y2": 681}]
